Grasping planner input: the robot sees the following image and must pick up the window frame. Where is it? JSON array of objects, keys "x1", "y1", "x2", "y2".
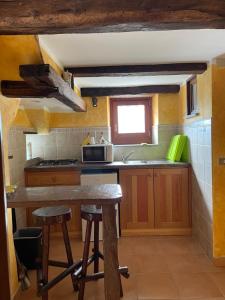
[
  {"x1": 110, "y1": 97, "x2": 152, "y2": 145},
  {"x1": 187, "y1": 75, "x2": 198, "y2": 116}
]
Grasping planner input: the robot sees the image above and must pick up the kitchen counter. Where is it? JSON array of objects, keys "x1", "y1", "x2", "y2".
[{"x1": 25, "y1": 159, "x2": 190, "y2": 172}]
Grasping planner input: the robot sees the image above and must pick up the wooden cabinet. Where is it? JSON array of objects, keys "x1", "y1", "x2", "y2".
[
  {"x1": 119, "y1": 169, "x2": 154, "y2": 234},
  {"x1": 25, "y1": 169, "x2": 82, "y2": 237},
  {"x1": 25, "y1": 170, "x2": 80, "y2": 187},
  {"x1": 119, "y1": 167, "x2": 191, "y2": 236},
  {"x1": 154, "y1": 168, "x2": 190, "y2": 229}
]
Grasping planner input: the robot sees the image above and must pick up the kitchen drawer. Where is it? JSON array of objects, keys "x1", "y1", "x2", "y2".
[{"x1": 25, "y1": 170, "x2": 80, "y2": 187}]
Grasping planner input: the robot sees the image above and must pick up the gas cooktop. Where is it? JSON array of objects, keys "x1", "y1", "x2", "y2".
[{"x1": 37, "y1": 159, "x2": 78, "y2": 166}]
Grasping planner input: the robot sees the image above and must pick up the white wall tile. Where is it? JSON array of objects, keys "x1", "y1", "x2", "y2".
[{"x1": 183, "y1": 119, "x2": 212, "y2": 257}]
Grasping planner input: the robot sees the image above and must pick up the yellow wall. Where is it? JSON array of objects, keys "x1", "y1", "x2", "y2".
[
  {"x1": 14, "y1": 93, "x2": 180, "y2": 131},
  {"x1": 14, "y1": 97, "x2": 109, "y2": 132},
  {"x1": 0, "y1": 35, "x2": 43, "y2": 80},
  {"x1": 12, "y1": 109, "x2": 33, "y2": 128},
  {"x1": 50, "y1": 97, "x2": 109, "y2": 128},
  {"x1": 152, "y1": 94, "x2": 159, "y2": 126},
  {"x1": 0, "y1": 94, "x2": 21, "y2": 297},
  {"x1": 212, "y1": 64, "x2": 225, "y2": 258},
  {"x1": 158, "y1": 93, "x2": 180, "y2": 125},
  {"x1": 0, "y1": 35, "x2": 46, "y2": 297},
  {"x1": 26, "y1": 108, "x2": 50, "y2": 134},
  {"x1": 178, "y1": 66, "x2": 212, "y2": 125}
]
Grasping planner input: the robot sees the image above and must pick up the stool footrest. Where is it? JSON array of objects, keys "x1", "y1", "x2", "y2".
[
  {"x1": 37, "y1": 260, "x2": 82, "y2": 296},
  {"x1": 74, "y1": 255, "x2": 95, "y2": 277},
  {"x1": 79, "y1": 266, "x2": 130, "y2": 283},
  {"x1": 48, "y1": 260, "x2": 70, "y2": 268}
]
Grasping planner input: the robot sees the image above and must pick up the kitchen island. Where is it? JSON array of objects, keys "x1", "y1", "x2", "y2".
[{"x1": 8, "y1": 184, "x2": 122, "y2": 300}]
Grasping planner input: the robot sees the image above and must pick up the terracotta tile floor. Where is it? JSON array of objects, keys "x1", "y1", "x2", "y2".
[{"x1": 15, "y1": 236, "x2": 225, "y2": 300}]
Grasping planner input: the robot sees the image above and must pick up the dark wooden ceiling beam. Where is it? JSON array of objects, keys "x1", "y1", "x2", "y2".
[
  {"x1": 0, "y1": 1, "x2": 225, "y2": 34},
  {"x1": 81, "y1": 85, "x2": 180, "y2": 97},
  {"x1": 1, "y1": 64, "x2": 86, "y2": 112},
  {"x1": 67, "y1": 63, "x2": 208, "y2": 77},
  {"x1": 19, "y1": 64, "x2": 86, "y2": 112},
  {"x1": 1, "y1": 81, "x2": 58, "y2": 98}
]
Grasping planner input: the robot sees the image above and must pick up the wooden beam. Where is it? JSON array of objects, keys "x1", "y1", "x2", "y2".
[
  {"x1": 1, "y1": 81, "x2": 58, "y2": 98},
  {"x1": 0, "y1": 122, "x2": 11, "y2": 300},
  {"x1": 0, "y1": 1, "x2": 225, "y2": 34},
  {"x1": 67, "y1": 63, "x2": 208, "y2": 77},
  {"x1": 81, "y1": 85, "x2": 180, "y2": 97},
  {"x1": 19, "y1": 64, "x2": 86, "y2": 112},
  {"x1": 20, "y1": 64, "x2": 86, "y2": 111}
]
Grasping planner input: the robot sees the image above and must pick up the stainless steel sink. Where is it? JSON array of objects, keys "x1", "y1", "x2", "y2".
[
  {"x1": 123, "y1": 160, "x2": 148, "y2": 164},
  {"x1": 113, "y1": 160, "x2": 168, "y2": 165},
  {"x1": 113, "y1": 159, "x2": 168, "y2": 165}
]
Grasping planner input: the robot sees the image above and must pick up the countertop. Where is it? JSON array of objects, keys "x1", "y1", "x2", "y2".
[
  {"x1": 24, "y1": 158, "x2": 190, "y2": 172},
  {"x1": 7, "y1": 184, "x2": 122, "y2": 208}
]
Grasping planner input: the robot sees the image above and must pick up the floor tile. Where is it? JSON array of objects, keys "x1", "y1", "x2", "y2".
[
  {"x1": 172, "y1": 272, "x2": 222, "y2": 299},
  {"x1": 137, "y1": 273, "x2": 179, "y2": 299},
  {"x1": 209, "y1": 272, "x2": 225, "y2": 296},
  {"x1": 133, "y1": 254, "x2": 170, "y2": 274},
  {"x1": 166, "y1": 254, "x2": 225, "y2": 274},
  {"x1": 131, "y1": 237, "x2": 159, "y2": 256},
  {"x1": 15, "y1": 236, "x2": 222, "y2": 300}
]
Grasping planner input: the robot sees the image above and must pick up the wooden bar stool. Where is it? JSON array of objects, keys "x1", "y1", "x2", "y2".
[
  {"x1": 75, "y1": 205, "x2": 129, "y2": 300},
  {"x1": 32, "y1": 206, "x2": 80, "y2": 300}
]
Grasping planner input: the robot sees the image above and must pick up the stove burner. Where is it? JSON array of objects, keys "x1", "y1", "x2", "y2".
[{"x1": 38, "y1": 159, "x2": 78, "y2": 166}]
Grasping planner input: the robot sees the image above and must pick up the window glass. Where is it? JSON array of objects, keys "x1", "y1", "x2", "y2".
[{"x1": 117, "y1": 105, "x2": 145, "y2": 134}]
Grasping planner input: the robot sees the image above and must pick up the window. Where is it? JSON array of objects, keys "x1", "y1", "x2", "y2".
[
  {"x1": 110, "y1": 97, "x2": 152, "y2": 145},
  {"x1": 187, "y1": 76, "x2": 198, "y2": 116}
]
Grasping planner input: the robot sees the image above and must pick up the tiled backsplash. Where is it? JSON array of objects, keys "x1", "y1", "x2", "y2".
[
  {"x1": 27, "y1": 125, "x2": 180, "y2": 161},
  {"x1": 26, "y1": 127, "x2": 111, "y2": 160},
  {"x1": 183, "y1": 119, "x2": 212, "y2": 257},
  {"x1": 114, "y1": 125, "x2": 181, "y2": 161}
]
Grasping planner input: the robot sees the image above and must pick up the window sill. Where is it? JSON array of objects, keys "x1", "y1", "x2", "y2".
[{"x1": 185, "y1": 112, "x2": 200, "y2": 119}]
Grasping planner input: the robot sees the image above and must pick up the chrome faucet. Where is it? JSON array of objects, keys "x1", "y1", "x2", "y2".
[{"x1": 121, "y1": 151, "x2": 135, "y2": 162}]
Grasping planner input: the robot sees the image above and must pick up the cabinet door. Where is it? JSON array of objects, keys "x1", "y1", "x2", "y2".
[
  {"x1": 119, "y1": 168, "x2": 154, "y2": 234},
  {"x1": 25, "y1": 170, "x2": 82, "y2": 236},
  {"x1": 154, "y1": 168, "x2": 190, "y2": 228}
]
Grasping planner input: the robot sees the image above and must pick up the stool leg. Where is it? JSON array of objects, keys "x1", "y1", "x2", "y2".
[
  {"x1": 42, "y1": 225, "x2": 50, "y2": 300},
  {"x1": 93, "y1": 220, "x2": 99, "y2": 273},
  {"x1": 61, "y1": 222, "x2": 78, "y2": 291},
  {"x1": 78, "y1": 220, "x2": 92, "y2": 300},
  {"x1": 120, "y1": 277, "x2": 123, "y2": 297}
]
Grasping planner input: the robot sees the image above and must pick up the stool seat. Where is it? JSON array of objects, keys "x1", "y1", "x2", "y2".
[{"x1": 33, "y1": 206, "x2": 72, "y2": 225}]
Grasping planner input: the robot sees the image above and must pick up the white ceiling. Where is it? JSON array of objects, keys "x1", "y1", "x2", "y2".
[
  {"x1": 39, "y1": 30, "x2": 225, "y2": 67},
  {"x1": 74, "y1": 75, "x2": 191, "y2": 88},
  {"x1": 23, "y1": 30, "x2": 225, "y2": 112}
]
